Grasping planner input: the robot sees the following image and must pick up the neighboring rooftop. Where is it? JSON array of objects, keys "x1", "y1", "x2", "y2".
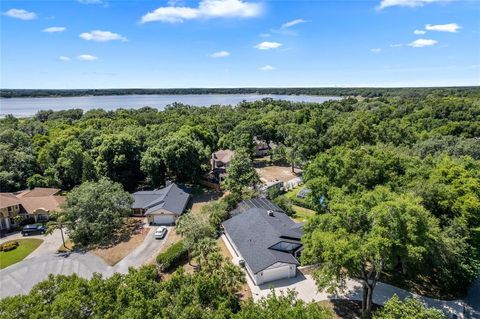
[
  {"x1": 131, "y1": 183, "x2": 190, "y2": 216},
  {"x1": 212, "y1": 149, "x2": 234, "y2": 164},
  {"x1": 0, "y1": 188, "x2": 64, "y2": 214},
  {"x1": 0, "y1": 193, "x2": 21, "y2": 209},
  {"x1": 223, "y1": 198, "x2": 303, "y2": 274}
]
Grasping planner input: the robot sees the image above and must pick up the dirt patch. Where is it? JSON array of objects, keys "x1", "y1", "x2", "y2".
[
  {"x1": 92, "y1": 225, "x2": 149, "y2": 266},
  {"x1": 255, "y1": 165, "x2": 301, "y2": 183},
  {"x1": 318, "y1": 299, "x2": 381, "y2": 319}
]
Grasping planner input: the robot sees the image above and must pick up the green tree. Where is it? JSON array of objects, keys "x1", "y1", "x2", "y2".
[
  {"x1": 223, "y1": 148, "x2": 260, "y2": 193},
  {"x1": 192, "y1": 237, "x2": 219, "y2": 270},
  {"x1": 302, "y1": 188, "x2": 440, "y2": 318},
  {"x1": 140, "y1": 144, "x2": 166, "y2": 187},
  {"x1": 160, "y1": 133, "x2": 209, "y2": 182},
  {"x1": 175, "y1": 212, "x2": 215, "y2": 264},
  {"x1": 373, "y1": 295, "x2": 446, "y2": 319},
  {"x1": 60, "y1": 178, "x2": 133, "y2": 247},
  {"x1": 235, "y1": 291, "x2": 333, "y2": 319},
  {"x1": 93, "y1": 133, "x2": 143, "y2": 192}
]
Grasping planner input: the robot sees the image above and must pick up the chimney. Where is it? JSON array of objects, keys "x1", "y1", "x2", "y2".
[{"x1": 267, "y1": 210, "x2": 275, "y2": 217}]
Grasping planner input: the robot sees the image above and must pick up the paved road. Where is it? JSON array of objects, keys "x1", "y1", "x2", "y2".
[
  {"x1": 0, "y1": 226, "x2": 169, "y2": 298},
  {"x1": 221, "y1": 235, "x2": 479, "y2": 319},
  {"x1": 0, "y1": 253, "x2": 113, "y2": 298}
]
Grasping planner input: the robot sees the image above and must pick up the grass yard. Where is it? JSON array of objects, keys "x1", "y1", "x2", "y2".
[
  {"x1": 0, "y1": 238, "x2": 43, "y2": 269},
  {"x1": 292, "y1": 204, "x2": 316, "y2": 222}
]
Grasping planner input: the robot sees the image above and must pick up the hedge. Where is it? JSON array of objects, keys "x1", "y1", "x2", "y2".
[
  {"x1": 0, "y1": 240, "x2": 19, "y2": 252},
  {"x1": 156, "y1": 240, "x2": 188, "y2": 272}
]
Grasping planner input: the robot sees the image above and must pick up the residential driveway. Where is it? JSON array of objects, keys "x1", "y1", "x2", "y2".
[
  {"x1": 114, "y1": 226, "x2": 171, "y2": 274},
  {"x1": 0, "y1": 227, "x2": 168, "y2": 299},
  {"x1": 221, "y1": 234, "x2": 478, "y2": 319}
]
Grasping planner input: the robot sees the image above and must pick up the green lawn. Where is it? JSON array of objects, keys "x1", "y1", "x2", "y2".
[
  {"x1": 0, "y1": 238, "x2": 43, "y2": 269},
  {"x1": 292, "y1": 205, "x2": 316, "y2": 222}
]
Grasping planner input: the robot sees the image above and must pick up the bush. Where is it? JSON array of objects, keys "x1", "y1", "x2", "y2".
[
  {"x1": 273, "y1": 196, "x2": 295, "y2": 216},
  {"x1": 156, "y1": 240, "x2": 188, "y2": 272},
  {"x1": 0, "y1": 240, "x2": 19, "y2": 252}
]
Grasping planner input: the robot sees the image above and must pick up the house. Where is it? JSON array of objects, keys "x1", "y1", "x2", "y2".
[
  {"x1": 0, "y1": 188, "x2": 65, "y2": 232},
  {"x1": 254, "y1": 137, "x2": 277, "y2": 157},
  {"x1": 131, "y1": 183, "x2": 190, "y2": 225},
  {"x1": 211, "y1": 149, "x2": 234, "y2": 183},
  {"x1": 222, "y1": 198, "x2": 304, "y2": 285}
]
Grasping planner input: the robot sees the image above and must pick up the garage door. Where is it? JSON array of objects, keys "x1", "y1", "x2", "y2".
[
  {"x1": 260, "y1": 264, "x2": 292, "y2": 284},
  {"x1": 153, "y1": 214, "x2": 175, "y2": 225}
]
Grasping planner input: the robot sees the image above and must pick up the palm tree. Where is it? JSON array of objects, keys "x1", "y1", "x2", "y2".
[
  {"x1": 192, "y1": 237, "x2": 219, "y2": 270},
  {"x1": 46, "y1": 211, "x2": 71, "y2": 250}
]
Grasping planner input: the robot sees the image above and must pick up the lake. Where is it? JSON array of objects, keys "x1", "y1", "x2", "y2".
[{"x1": 0, "y1": 94, "x2": 340, "y2": 117}]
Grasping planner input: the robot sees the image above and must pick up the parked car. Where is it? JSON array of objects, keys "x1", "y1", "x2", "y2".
[
  {"x1": 21, "y1": 224, "x2": 47, "y2": 236},
  {"x1": 154, "y1": 226, "x2": 167, "y2": 239}
]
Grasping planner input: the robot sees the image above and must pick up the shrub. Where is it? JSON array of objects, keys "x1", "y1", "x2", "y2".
[
  {"x1": 273, "y1": 196, "x2": 295, "y2": 216},
  {"x1": 0, "y1": 240, "x2": 19, "y2": 252},
  {"x1": 156, "y1": 240, "x2": 188, "y2": 272}
]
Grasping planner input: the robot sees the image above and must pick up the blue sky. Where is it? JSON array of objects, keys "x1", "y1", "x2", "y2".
[{"x1": 1, "y1": 0, "x2": 479, "y2": 89}]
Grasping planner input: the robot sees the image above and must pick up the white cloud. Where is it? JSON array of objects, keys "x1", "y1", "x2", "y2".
[
  {"x1": 281, "y1": 18, "x2": 307, "y2": 29},
  {"x1": 408, "y1": 38, "x2": 438, "y2": 47},
  {"x1": 210, "y1": 50, "x2": 230, "y2": 58},
  {"x1": 59, "y1": 56, "x2": 71, "y2": 61},
  {"x1": 390, "y1": 43, "x2": 403, "y2": 47},
  {"x1": 77, "y1": 54, "x2": 98, "y2": 61},
  {"x1": 254, "y1": 41, "x2": 282, "y2": 50},
  {"x1": 378, "y1": 0, "x2": 450, "y2": 10},
  {"x1": 426, "y1": 23, "x2": 460, "y2": 33},
  {"x1": 371, "y1": 48, "x2": 382, "y2": 53},
  {"x1": 43, "y1": 27, "x2": 66, "y2": 33},
  {"x1": 414, "y1": 29, "x2": 426, "y2": 35},
  {"x1": 141, "y1": 0, "x2": 263, "y2": 23},
  {"x1": 80, "y1": 30, "x2": 127, "y2": 42},
  {"x1": 259, "y1": 65, "x2": 275, "y2": 71},
  {"x1": 2, "y1": 8, "x2": 37, "y2": 20}
]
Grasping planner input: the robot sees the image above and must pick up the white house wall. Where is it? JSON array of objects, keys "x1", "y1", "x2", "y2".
[
  {"x1": 255, "y1": 262, "x2": 296, "y2": 285},
  {"x1": 224, "y1": 230, "x2": 298, "y2": 286}
]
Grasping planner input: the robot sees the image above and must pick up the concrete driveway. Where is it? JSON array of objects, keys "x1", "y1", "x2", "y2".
[
  {"x1": 0, "y1": 226, "x2": 169, "y2": 298},
  {"x1": 114, "y1": 226, "x2": 171, "y2": 274}
]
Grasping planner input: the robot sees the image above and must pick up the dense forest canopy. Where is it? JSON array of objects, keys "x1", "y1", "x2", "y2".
[
  {"x1": 0, "y1": 90, "x2": 479, "y2": 315},
  {"x1": 1, "y1": 86, "x2": 479, "y2": 98}
]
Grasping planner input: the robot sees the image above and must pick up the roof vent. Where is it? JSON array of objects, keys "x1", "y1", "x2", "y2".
[{"x1": 267, "y1": 210, "x2": 275, "y2": 217}]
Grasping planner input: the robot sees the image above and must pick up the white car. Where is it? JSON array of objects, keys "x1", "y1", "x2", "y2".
[{"x1": 154, "y1": 226, "x2": 167, "y2": 239}]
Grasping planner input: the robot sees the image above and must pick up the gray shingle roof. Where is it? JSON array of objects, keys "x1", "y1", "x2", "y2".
[
  {"x1": 223, "y1": 198, "x2": 303, "y2": 274},
  {"x1": 131, "y1": 183, "x2": 190, "y2": 216}
]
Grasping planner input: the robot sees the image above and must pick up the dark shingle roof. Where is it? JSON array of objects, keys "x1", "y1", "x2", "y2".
[
  {"x1": 132, "y1": 183, "x2": 190, "y2": 216},
  {"x1": 223, "y1": 198, "x2": 303, "y2": 274}
]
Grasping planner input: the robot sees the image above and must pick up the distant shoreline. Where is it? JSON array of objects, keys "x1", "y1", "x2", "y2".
[{"x1": 1, "y1": 86, "x2": 478, "y2": 99}]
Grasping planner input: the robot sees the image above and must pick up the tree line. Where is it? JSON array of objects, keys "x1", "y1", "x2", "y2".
[{"x1": 1, "y1": 86, "x2": 479, "y2": 98}]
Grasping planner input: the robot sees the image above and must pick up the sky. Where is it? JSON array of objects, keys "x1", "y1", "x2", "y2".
[{"x1": 1, "y1": 0, "x2": 479, "y2": 89}]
